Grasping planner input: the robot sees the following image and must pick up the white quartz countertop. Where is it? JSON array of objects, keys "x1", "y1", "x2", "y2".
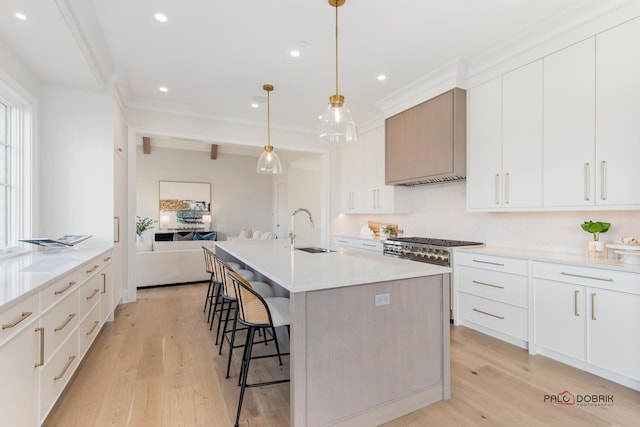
[
  {"x1": 215, "y1": 239, "x2": 450, "y2": 293},
  {"x1": 0, "y1": 247, "x2": 111, "y2": 309},
  {"x1": 455, "y1": 246, "x2": 640, "y2": 274}
]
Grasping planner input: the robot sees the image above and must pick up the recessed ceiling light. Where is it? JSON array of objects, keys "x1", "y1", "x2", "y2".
[
  {"x1": 15, "y1": 12, "x2": 27, "y2": 20},
  {"x1": 290, "y1": 50, "x2": 301, "y2": 58},
  {"x1": 159, "y1": 87, "x2": 168, "y2": 93},
  {"x1": 377, "y1": 74, "x2": 387, "y2": 81},
  {"x1": 154, "y1": 13, "x2": 168, "y2": 23},
  {"x1": 251, "y1": 103, "x2": 259, "y2": 108}
]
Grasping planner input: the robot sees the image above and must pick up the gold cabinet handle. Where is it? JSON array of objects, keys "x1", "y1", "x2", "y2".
[
  {"x1": 472, "y1": 308, "x2": 504, "y2": 320},
  {"x1": 472, "y1": 259, "x2": 505, "y2": 267},
  {"x1": 114, "y1": 216, "x2": 120, "y2": 243},
  {"x1": 35, "y1": 327, "x2": 45, "y2": 368},
  {"x1": 561, "y1": 272, "x2": 613, "y2": 282},
  {"x1": 504, "y1": 172, "x2": 510, "y2": 205},
  {"x1": 54, "y1": 281, "x2": 77, "y2": 295},
  {"x1": 86, "y1": 289, "x2": 100, "y2": 301},
  {"x1": 591, "y1": 293, "x2": 597, "y2": 321},
  {"x1": 103, "y1": 256, "x2": 112, "y2": 262},
  {"x1": 584, "y1": 162, "x2": 590, "y2": 201},
  {"x1": 101, "y1": 273, "x2": 106, "y2": 294},
  {"x1": 574, "y1": 290, "x2": 580, "y2": 317},
  {"x1": 54, "y1": 313, "x2": 76, "y2": 332},
  {"x1": 54, "y1": 356, "x2": 76, "y2": 381},
  {"x1": 472, "y1": 280, "x2": 504, "y2": 289},
  {"x1": 86, "y1": 265, "x2": 99, "y2": 274},
  {"x1": 2, "y1": 311, "x2": 33, "y2": 330},
  {"x1": 86, "y1": 321, "x2": 100, "y2": 336}
]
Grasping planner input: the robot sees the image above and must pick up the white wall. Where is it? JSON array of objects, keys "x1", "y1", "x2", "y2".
[
  {"x1": 39, "y1": 85, "x2": 114, "y2": 247},
  {"x1": 331, "y1": 181, "x2": 640, "y2": 255},
  {"x1": 136, "y1": 145, "x2": 274, "y2": 241},
  {"x1": 286, "y1": 163, "x2": 322, "y2": 245}
]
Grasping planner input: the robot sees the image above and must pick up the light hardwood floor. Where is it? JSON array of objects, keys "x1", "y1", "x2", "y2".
[{"x1": 44, "y1": 283, "x2": 640, "y2": 426}]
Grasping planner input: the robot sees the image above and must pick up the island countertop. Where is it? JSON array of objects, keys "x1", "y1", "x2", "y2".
[{"x1": 214, "y1": 239, "x2": 450, "y2": 293}]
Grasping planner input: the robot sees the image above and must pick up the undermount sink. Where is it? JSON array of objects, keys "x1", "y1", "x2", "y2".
[{"x1": 296, "y1": 247, "x2": 335, "y2": 254}]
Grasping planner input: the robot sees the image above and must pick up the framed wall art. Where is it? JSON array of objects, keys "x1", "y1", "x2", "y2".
[{"x1": 159, "y1": 181, "x2": 211, "y2": 229}]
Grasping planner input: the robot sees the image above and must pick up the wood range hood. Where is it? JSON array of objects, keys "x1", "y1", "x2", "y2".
[{"x1": 384, "y1": 88, "x2": 467, "y2": 186}]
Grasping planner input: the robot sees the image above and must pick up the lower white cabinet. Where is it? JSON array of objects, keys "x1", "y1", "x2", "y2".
[
  {"x1": 454, "y1": 251, "x2": 529, "y2": 348},
  {"x1": 0, "y1": 321, "x2": 40, "y2": 427},
  {"x1": 532, "y1": 262, "x2": 640, "y2": 389},
  {"x1": 0, "y1": 248, "x2": 115, "y2": 426},
  {"x1": 332, "y1": 236, "x2": 383, "y2": 253}
]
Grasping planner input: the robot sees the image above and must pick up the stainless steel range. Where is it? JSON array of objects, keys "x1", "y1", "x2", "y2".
[
  {"x1": 383, "y1": 237, "x2": 484, "y2": 319},
  {"x1": 383, "y1": 237, "x2": 484, "y2": 266}
]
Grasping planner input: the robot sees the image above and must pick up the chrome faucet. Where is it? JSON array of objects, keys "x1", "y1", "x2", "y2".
[{"x1": 290, "y1": 208, "x2": 315, "y2": 249}]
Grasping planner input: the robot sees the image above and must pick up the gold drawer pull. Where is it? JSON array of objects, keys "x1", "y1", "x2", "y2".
[
  {"x1": 54, "y1": 281, "x2": 77, "y2": 295},
  {"x1": 86, "y1": 321, "x2": 100, "y2": 336},
  {"x1": 103, "y1": 256, "x2": 111, "y2": 262},
  {"x1": 472, "y1": 308, "x2": 505, "y2": 320},
  {"x1": 35, "y1": 327, "x2": 45, "y2": 367},
  {"x1": 101, "y1": 273, "x2": 106, "y2": 293},
  {"x1": 472, "y1": 259, "x2": 504, "y2": 267},
  {"x1": 86, "y1": 265, "x2": 99, "y2": 274},
  {"x1": 561, "y1": 272, "x2": 613, "y2": 282},
  {"x1": 2, "y1": 311, "x2": 33, "y2": 329},
  {"x1": 54, "y1": 313, "x2": 76, "y2": 332},
  {"x1": 54, "y1": 355, "x2": 76, "y2": 381},
  {"x1": 472, "y1": 280, "x2": 505, "y2": 289},
  {"x1": 86, "y1": 289, "x2": 100, "y2": 301}
]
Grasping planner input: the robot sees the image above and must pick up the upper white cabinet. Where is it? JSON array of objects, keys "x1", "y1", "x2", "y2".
[
  {"x1": 543, "y1": 38, "x2": 596, "y2": 207},
  {"x1": 468, "y1": 60, "x2": 543, "y2": 210},
  {"x1": 595, "y1": 17, "x2": 640, "y2": 206},
  {"x1": 338, "y1": 127, "x2": 411, "y2": 214},
  {"x1": 468, "y1": 17, "x2": 640, "y2": 211}
]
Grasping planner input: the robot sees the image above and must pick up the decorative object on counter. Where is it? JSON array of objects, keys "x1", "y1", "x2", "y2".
[
  {"x1": 581, "y1": 220, "x2": 611, "y2": 254},
  {"x1": 367, "y1": 220, "x2": 403, "y2": 239},
  {"x1": 381, "y1": 224, "x2": 397, "y2": 239},
  {"x1": 256, "y1": 84, "x2": 283, "y2": 174},
  {"x1": 20, "y1": 234, "x2": 91, "y2": 248},
  {"x1": 359, "y1": 223, "x2": 375, "y2": 238},
  {"x1": 317, "y1": 0, "x2": 358, "y2": 144},
  {"x1": 605, "y1": 237, "x2": 640, "y2": 264},
  {"x1": 136, "y1": 216, "x2": 157, "y2": 240}
]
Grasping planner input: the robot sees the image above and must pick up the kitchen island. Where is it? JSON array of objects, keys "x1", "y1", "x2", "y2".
[{"x1": 215, "y1": 239, "x2": 451, "y2": 427}]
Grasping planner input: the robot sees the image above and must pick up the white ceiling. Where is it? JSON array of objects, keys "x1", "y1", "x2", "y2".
[{"x1": 0, "y1": 0, "x2": 622, "y2": 134}]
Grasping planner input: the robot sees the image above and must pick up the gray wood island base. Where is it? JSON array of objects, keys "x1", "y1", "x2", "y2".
[{"x1": 215, "y1": 240, "x2": 451, "y2": 427}]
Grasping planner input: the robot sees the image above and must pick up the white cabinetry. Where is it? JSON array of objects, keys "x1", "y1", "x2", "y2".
[
  {"x1": 0, "y1": 294, "x2": 40, "y2": 427},
  {"x1": 454, "y1": 251, "x2": 529, "y2": 348},
  {"x1": 467, "y1": 60, "x2": 542, "y2": 210},
  {"x1": 595, "y1": 17, "x2": 640, "y2": 206},
  {"x1": 0, "y1": 248, "x2": 115, "y2": 426},
  {"x1": 532, "y1": 262, "x2": 640, "y2": 390},
  {"x1": 339, "y1": 127, "x2": 410, "y2": 214},
  {"x1": 543, "y1": 38, "x2": 595, "y2": 207},
  {"x1": 332, "y1": 236, "x2": 383, "y2": 253}
]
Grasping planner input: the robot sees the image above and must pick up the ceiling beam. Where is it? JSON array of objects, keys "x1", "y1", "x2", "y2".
[
  {"x1": 142, "y1": 136, "x2": 151, "y2": 154},
  {"x1": 210, "y1": 144, "x2": 218, "y2": 160}
]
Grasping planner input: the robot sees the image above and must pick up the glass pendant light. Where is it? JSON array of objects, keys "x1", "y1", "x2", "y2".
[
  {"x1": 256, "y1": 84, "x2": 283, "y2": 174},
  {"x1": 317, "y1": 0, "x2": 358, "y2": 144}
]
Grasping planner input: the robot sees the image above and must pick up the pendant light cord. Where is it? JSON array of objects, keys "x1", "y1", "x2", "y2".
[
  {"x1": 335, "y1": 2, "x2": 339, "y2": 97},
  {"x1": 267, "y1": 89, "x2": 271, "y2": 149}
]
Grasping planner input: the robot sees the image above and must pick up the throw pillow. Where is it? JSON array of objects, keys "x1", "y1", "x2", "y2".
[
  {"x1": 195, "y1": 231, "x2": 217, "y2": 241},
  {"x1": 238, "y1": 227, "x2": 253, "y2": 238},
  {"x1": 175, "y1": 232, "x2": 194, "y2": 241}
]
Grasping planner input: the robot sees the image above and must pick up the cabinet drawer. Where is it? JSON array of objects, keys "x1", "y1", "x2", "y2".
[
  {"x1": 456, "y1": 251, "x2": 528, "y2": 275},
  {"x1": 39, "y1": 332, "x2": 79, "y2": 423},
  {"x1": 79, "y1": 259, "x2": 103, "y2": 283},
  {"x1": 458, "y1": 266, "x2": 528, "y2": 307},
  {"x1": 79, "y1": 274, "x2": 102, "y2": 320},
  {"x1": 459, "y1": 293, "x2": 527, "y2": 340},
  {"x1": 40, "y1": 289, "x2": 79, "y2": 362},
  {"x1": 355, "y1": 240, "x2": 382, "y2": 252},
  {"x1": 533, "y1": 262, "x2": 639, "y2": 294},
  {"x1": 40, "y1": 271, "x2": 80, "y2": 313},
  {"x1": 0, "y1": 293, "x2": 39, "y2": 347},
  {"x1": 79, "y1": 302, "x2": 101, "y2": 358}
]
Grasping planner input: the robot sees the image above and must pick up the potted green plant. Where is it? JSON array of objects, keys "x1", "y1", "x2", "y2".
[
  {"x1": 381, "y1": 224, "x2": 396, "y2": 239},
  {"x1": 136, "y1": 216, "x2": 157, "y2": 241},
  {"x1": 581, "y1": 221, "x2": 611, "y2": 252}
]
